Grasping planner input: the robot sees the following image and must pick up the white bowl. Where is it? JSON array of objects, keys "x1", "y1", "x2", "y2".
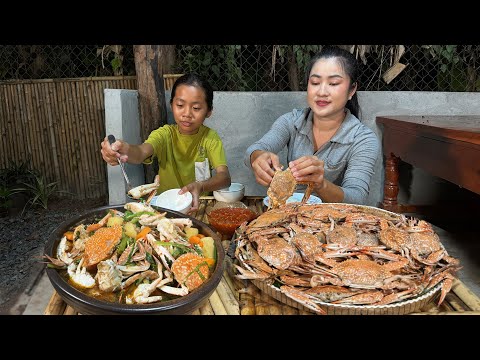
[
  {"x1": 213, "y1": 182, "x2": 245, "y2": 203},
  {"x1": 150, "y1": 189, "x2": 192, "y2": 214},
  {"x1": 263, "y1": 192, "x2": 322, "y2": 207}
]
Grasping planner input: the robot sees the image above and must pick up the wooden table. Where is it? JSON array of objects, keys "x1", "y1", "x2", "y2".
[
  {"x1": 376, "y1": 115, "x2": 480, "y2": 213},
  {"x1": 44, "y1": 196, "x2": 480, "y2": 315}
]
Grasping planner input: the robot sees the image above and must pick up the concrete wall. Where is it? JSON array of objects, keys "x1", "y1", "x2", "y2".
[
  {"x1": 113, "y1": 91, "x2": 480, "y2": 207},
  {"x1": 165, "y1": 91, "x2": 306, "y2": 198},
  {"x1": 104, "y1": 89, "x2": 145, "y2": 205}
]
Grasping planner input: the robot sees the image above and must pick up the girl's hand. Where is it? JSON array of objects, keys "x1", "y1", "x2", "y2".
[
  {"x1": 179, "y1": 181, "x2": 203, "y2": 213},
  {"x1": 251, "y1": 151, "x2": 282, "y2": 187},
  {"x1": 101, "y1": 137, "x2": 129, "y2": 165},
  {"x1": 289, "y1": 156, "x2": 326, "y2": 192}
]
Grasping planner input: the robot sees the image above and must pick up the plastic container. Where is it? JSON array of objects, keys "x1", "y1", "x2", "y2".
[{"x1": 207, "y1": 201, "x2": 257, "y2": 238}]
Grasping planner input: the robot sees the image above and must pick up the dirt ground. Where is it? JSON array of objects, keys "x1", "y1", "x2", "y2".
[{"x1": 0, "y1": 197, "x2": 106, "y2": 314}]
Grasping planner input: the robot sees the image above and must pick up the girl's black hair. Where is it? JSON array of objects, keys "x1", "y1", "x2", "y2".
[
  {"x1": 305, "y1": 46, "x2": 361, "y2": 119},
  {"x1": 170, "y1": 73, "x2": 214, "y2": 111}
]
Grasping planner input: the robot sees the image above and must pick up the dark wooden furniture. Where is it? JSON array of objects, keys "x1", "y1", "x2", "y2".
[{"x1": 376, "y1": 115, "x2": 480, "y2": 213}]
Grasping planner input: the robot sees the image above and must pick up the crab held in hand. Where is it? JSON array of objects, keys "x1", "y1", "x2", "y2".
[
  {"x1": 127, "y1": 175, "x2": 160, "y2": 199},
  {"x1": 267, "y1": 167, "x2": 314, "y2": 209}
]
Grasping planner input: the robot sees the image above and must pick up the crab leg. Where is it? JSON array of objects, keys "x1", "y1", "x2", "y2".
[
  {"x1": 132, "y1": 276, "x2": 164, "y2": 304},
  {"x1": 375, "y1": 288, "x2": 417, "y2": 305},
  {"x1": 43, "y1": 254, "x2": 68, "y2": 268},
  {"x1": 234, "y1": 264, "x2": 272, "y2": 280},
  {"x1": 298, "y1": 182, "x2": 314, "y2": 204},
  {"x1": 146, "y1": 233, "x2": 175, "y2": 271},
  {"x1": 427, "y1": 270, "x2": 455, "y2": 306},
  {"x1": 86, "y1": 212, "x2": 112, "y2": 232},
  {"x1": 121, "y1": 270, "x2": 159, "y2": 289},
  {"x1": 332, "y1": 290, "x2": 384, "y2": 305},
  {"x1": 160, "y1": 284, "x2": 189, "y2": 296},
  {"x1": 280, "y1": 285, "x2": 327, "y2": 314}
]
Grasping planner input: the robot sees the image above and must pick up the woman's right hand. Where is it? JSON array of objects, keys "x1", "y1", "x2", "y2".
[
  {"x1": 100, "y1": 137, "x2": 129, "y2": 166},
  {"x1": 250, "y1": 150, "x2": 282, "y2": 187}
]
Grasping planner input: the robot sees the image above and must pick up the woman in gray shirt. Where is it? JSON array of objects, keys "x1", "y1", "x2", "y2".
[{"x1": 244, "y1": 46, "x2": 379, "y2": 205}]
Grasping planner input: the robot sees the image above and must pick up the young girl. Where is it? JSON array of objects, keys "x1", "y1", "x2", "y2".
[
  {"x1": 101, "y1": 73, "x2": 231, "y2": 213},
  {"x1": 245, "y1": 46, "x2": 379, "y2": 205}
]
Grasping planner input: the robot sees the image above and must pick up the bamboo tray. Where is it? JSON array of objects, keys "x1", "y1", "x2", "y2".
[
  {"x1": 229, "y1": 201, "x2": 480, "y2": 315},
  {"x1": 252, "y1": 279, "x2": 442, "y2": 315},
  {"x1": 226, "y1": 257, "x2": 480, "y2": 315},
  {"x1": 237, "y1": 277, "x2": 480, "y2": 315}
]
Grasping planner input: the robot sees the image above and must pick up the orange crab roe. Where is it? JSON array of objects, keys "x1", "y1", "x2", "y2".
[
  {"x1": 83, "y1": 225, "x2": 122, "y2": 268},
  {"x1": 171, "y1": 253, "x2": 210, "y2": 291}
]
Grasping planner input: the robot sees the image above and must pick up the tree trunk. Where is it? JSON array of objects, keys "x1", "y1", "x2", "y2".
[
  {"x1": 287, "y1": 46, "x2": 300, "y2": 91},
  {"x1": 133, "y1": 45, "x2": 175, "y2": 182}
]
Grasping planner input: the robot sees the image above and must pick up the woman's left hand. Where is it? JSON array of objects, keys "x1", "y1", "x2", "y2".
[
  {"x1": 179, "y1": 181, "x2": 203, "y2": 213},
  {"x1": 289, "y1": 156, "x2": 326, "y2": 192}
]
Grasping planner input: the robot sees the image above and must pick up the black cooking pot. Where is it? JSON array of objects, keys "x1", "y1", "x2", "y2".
[{"x1": 44, "y1": 204, "x2": 225, "y2": 315}]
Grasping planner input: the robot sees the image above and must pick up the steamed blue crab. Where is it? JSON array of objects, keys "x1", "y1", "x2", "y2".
[{"x1": 45, "y1": 200, "x2": 216, "y2": 305}]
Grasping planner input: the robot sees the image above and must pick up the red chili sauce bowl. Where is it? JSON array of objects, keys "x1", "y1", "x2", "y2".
[{"x1": 207, "y1": 205, "x2": 257, "y2": 238}]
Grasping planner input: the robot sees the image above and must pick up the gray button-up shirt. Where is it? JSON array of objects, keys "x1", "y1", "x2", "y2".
[{"x1": 244, "y1": 108, "x2": 380, "y2": 204}]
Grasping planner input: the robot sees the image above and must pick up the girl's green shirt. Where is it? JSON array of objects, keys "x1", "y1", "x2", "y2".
[{"x1": 143, "y1": 124, "x2": 228, "y2": 194}]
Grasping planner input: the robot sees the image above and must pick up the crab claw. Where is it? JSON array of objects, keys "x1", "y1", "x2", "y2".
[
  {"x1": 437, "y1": 276, "x2": 454, "y2": 306},
  {"x1": 427, "y1": 270, "x2": 455, "y2": 306},
  {"x1": 68, "y1": 258, "x2": 95, "y2": 289},
  {"x1": 280, "y1": 285, "x2": 327, "y2": 315},
  {"x1": 43, "y1": 254, "x2": 68, "y2": 268}
]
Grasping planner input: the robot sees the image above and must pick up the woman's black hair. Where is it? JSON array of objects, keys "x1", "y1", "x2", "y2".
[
  {"x1": 304, "y1": 46, "x2": 361, "y2": 119},
  {"x1": 169, "y1": 73, "x2": 214, "y2": 111}
]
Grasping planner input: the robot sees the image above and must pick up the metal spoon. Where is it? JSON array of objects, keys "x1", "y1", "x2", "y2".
[{"x1": 108, "y1": 134, "x2": 132, "y2": 191}]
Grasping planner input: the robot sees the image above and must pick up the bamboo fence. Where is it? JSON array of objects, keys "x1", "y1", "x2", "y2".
[
  {"x1": 163, "y1": 73, "x2": 183, "y2": 90},
  {"x1": 0, "y1": 76, "x2": 137, "y2": 199}
]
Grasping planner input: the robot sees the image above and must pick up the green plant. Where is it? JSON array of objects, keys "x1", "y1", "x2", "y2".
[
  {"x1": 97, "y1": 45, "x2": 124, "y2": 76},
  {"x1": 177, "y1": 45, "x2": 248, "y2": 90},
  {"x1": 425, "y1": 45, "x2": 460, "y2": 74},
  {"x1": 0, "y1": 185, "x2": 13, "y2": 209},
  {"x1": 0, "y1": 157, "x2": 35, "y2": 187},
  {"x1": 0, "y1": 184, "x2": 24, "y2": 213},
  {"x1": 17, "y1": 171, "x2": 59, "y2": 210},
  {"x1": 0, "y1": 158, "x2": 36, "y2": 214},
  {"x1": 423, "y1": 45, "x2": 469, "y2": 91}
]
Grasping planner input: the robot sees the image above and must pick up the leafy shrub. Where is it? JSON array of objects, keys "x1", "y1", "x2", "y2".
[
  {"x1": 0, "y1": 158, "x2": 35, "y2": 213},
  {"x1": 0, "y1": 185, "x2": 14, "y2": 210},
  {"x1": 0, "y1": 158, "x2": 35, "y2": 187},
  {"x1": 17, "y1": 170, "x2": 59, "y2": 210},
  {"x1": 0, "y1": 160, "x2": 68, "y2": 215}
]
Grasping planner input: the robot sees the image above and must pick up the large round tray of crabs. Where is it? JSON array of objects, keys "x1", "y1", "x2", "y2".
[{"x1": 233, "y1": 202, "x2": 458, "y2": 315}]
